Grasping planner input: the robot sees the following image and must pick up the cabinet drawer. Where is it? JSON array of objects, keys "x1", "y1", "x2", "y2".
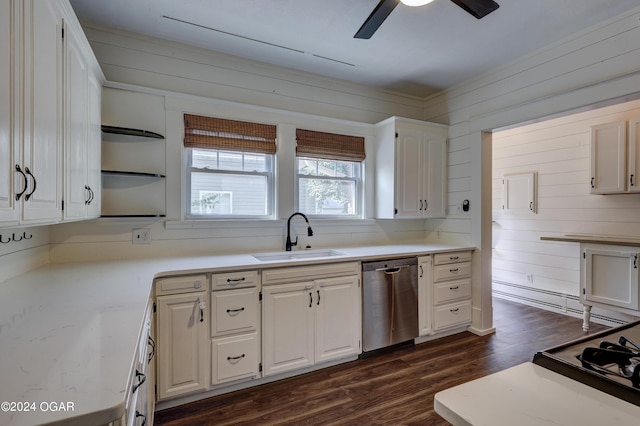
[
  {"x1": 434, "y1": 301, "x2": 471, "y2": 331},
  {"x1": 262, "y1": 262, "x2": 360, "y2": 285},
  {"x1": 211, "y1": 333, "x2": 259, "y2": 385},
  {"x1": 211, "y1": 270, "x2": 258, "y2": 290},
  {"x1": 155, "y1": 275, "x2": 207, "y2": 295},
  {"x1": 433, "y1": 262, "x2": 471, "y2": 282},
  {"x1": 434, "y1": 251, "x2": 472, "y2": 265},
  {"x1": 434, "y1": 279, "x2": 471, "y2": 305},
  {"x1": 211, "y1": 288, "x2": 258, "y2": 337}
]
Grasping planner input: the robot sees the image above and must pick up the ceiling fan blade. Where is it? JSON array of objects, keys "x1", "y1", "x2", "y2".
[
  {"x1": 450, "y1": 0, "x2": 499, "y2": 19},
  {"x1": 354, "y1": 0, "x2": 400, "y2": 39}
]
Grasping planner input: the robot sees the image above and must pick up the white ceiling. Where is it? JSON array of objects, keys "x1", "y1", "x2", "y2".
[{"x1": 68, "y1": 0, "x2": 640, "y2": 98}]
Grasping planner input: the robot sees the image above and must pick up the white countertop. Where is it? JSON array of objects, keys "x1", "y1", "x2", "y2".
[
  {"x1": 435, "y1": 362, "x2": 640, "y2": 426},
  {"x1": 0, "y1": 243, "x2": 472, "y2": 426}
]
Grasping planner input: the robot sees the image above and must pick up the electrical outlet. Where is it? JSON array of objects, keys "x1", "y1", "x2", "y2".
[{"x1": 132, "y1": 228, "x2": 152, "y2": 244}]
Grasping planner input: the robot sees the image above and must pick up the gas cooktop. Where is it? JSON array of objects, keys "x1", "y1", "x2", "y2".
[{"x1": 533, "y1": 320, "x2": 640, "y2": 407}]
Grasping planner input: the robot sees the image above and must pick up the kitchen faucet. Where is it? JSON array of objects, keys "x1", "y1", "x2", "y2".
[{"x1": 285, "y1": 212, "x2": 313, "y2": 251}]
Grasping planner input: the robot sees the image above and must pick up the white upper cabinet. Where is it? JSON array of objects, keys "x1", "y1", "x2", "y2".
[
  {"x1": 590, "y1": 121, "x2": 626, "y2": 194},
  {"x1": 375, "y1": 117, "x2": 448, "y2": 219},
  {"x1": 0, "y1": 0, "x2": 103, "y2": 228},
  {"x1": 19, "y1": 0, "x2": 65, "y2": 224},
  {"x1": 590, "y1": 119, "x2": 640, "y2": 195},
  {"x1": 0, "y1": 0, "x2": 17, "y2": 224},
  {"x1": 63, "y1": 18, "x2": 102, "y2": 220},
  {"x1": 628, "y1": 118, "x2": 640, "y2": 193}
]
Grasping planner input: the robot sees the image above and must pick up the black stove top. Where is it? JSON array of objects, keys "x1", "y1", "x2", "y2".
[{"x1": 533, "y1": 320, "x2": 640, "y2": 407}]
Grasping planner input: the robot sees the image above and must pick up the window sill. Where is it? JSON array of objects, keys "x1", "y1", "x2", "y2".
[{"x1": 164, "y1": 218, "x2": 378, "y2": 230}]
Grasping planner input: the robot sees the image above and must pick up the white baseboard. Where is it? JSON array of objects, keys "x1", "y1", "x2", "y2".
[{"x1": 492, "y1": 281, "x2": 635, "y2": 328}]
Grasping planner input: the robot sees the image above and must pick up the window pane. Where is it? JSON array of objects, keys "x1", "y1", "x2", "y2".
[
  {"x1": 244, "y1": 153, "x2": 268, "y2": 172},
  {"x1": 218, "y1": 151, "x2": 243, "y2": 171},
  {"x1": 298, "y1": 158, "x2": 318, "y2": 176},
  {"x1": 298, "y1": 177, "x2": 355, "y2": 215},
  {"x1": 190, "y1": 172, "x2": 268, "y2": 216},
  {"x1": 192, "y1": 149, "x2": 218, "y2": 169}
]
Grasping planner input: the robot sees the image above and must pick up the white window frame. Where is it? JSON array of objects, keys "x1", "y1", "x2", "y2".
[
  {"x1": 185, "y1": 148, "x2": 274, "y2": 219},
  {"x1": 295, "y1": 156, "x2": 363, "y2": 219}
]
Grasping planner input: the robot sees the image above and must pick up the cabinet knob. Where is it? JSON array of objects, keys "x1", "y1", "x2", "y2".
[{"x1": 193, "y1": 280, "x2": 201, "y2": 289}]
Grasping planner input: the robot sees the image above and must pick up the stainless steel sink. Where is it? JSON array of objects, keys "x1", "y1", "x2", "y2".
[{"x1": 252, "y1": 249, "x2": 345, "y2": 262}]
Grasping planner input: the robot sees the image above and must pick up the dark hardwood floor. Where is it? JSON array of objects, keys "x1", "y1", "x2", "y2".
[{"x1": 154, "y1": 298, "x2": 610, "y2": 425}]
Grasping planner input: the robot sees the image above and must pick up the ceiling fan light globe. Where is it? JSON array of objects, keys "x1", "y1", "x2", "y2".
[{"x1": 400, "y1": 0, "x2": 435, "y2": 7}]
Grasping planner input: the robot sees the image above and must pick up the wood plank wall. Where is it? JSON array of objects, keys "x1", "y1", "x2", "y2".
[{"x1": 492, "y1": 99, "x2": 640, "y2": 323}]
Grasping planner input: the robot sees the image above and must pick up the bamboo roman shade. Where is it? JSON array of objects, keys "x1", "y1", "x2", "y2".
[
  {"x1": 296, "y1": 129, "x2": 366, "y2": 162},
  {"x1": 184, "y1": 114, "x2": 277, "y2": 155}
]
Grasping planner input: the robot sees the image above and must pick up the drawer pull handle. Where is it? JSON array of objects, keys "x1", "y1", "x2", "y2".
[
  {"x1": 135, "y1": 410, "x2": 147, "y2": 426},
  {"x1": 449, "y1": 256, "x2": 459, "y2": 260},
  {"x1": 226, "y1": 307, "x2": 245, "y2": 314},
  {"x1": 450, "y1": 308, "x2": 460, "y2": 313},
  {"x1": 227, "y1": 277, "x2": 246, "y2": 283},
  {"x1": 449, "y1": 286, "x2": 459, "y2": 291},
  {"x1": 132, "y1": 369, "x2": 146, "y2": 393},
  {"x1": 147, "y1": 336, "x2": 156, "y2": 364},
  {"x1": 449, "y1": 268, "x2": 459, "y2": 273},
  {"x1": 227, "y1": 354, "x2": 246, "y2": 361}
]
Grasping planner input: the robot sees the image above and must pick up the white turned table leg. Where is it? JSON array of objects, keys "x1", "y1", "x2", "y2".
[{"x1": 582, "y1": 305, "x2": 592, "y2": 332}]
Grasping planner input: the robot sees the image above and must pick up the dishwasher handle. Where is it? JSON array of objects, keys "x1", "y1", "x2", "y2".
[{"x1": 376, "y1": 265, "x2": 410, "y2": 274}]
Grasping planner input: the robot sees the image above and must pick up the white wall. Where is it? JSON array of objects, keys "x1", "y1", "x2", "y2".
[
  {"x1": 492, "y1": 99, "x2": 640, "y2": 324},
  {"x1": 49, "y1": 84, "x2": 434, "y2": 263},
  {"x1": 0, "y1": 227, "x2": 49, "y2": 283},
  {"x1": 422, "y1": 5, "x2": 640, "y2": 332}
]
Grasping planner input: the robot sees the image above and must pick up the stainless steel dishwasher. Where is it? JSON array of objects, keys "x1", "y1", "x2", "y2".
[{"x1": 362, "y1": 257, "x2": 418, "y2": 352}]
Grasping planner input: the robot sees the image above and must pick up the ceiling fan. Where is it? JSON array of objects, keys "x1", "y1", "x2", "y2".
[{"x1": 354, "y1": 0, "x2": 500, "y2": 39}]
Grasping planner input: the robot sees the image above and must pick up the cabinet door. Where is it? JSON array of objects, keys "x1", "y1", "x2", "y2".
[
  {"x1": 315, "y1": 275, "x2": 361, "y2": 364},
  {"x1": 156, "y1": 291, "x2": 209, "y2": 400},
  {"x1": 63, "y1": 22, "x2": 89, "y2": 220},
  {"x1": 590, "y1": 122, "x2": 626, "y2": 194},
  {"x1": 395, "y1": 126, "x2": 423, "y2": 218},
  {"x1": 583, "y1": 247, "x2": 640, "y2": 310},
  {"x1": 628, "y1": 119, "x2": 640, "y2": 193},
  {"x1": 0, "y1": 0, "x2": 18, "y2": 225},
  {"x1": 262, "y1": 282, "x2": 314, "y2": 377},
  {"x1": 86, "y1": 73, "x2": 102, "y2": 218},
  {"x1": 418, "y1": 256, "x2": 432, "y2": 336},
  {"x1": 424, "y1": 134, "x2": 447, "y2": 218},
  {"x1": 21, "y1": 0, "x2": 63, "y2": 223}
]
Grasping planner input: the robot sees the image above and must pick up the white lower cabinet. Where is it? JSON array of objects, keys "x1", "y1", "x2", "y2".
[
  {"x1": 115, "y1": 300, "x2": 155, "y2": 426},
  {"x1": 418, "y1": 256, "x2": 432, "y2": 336},
  {"x1": 262, "y1": 262, "x2": 361, "y2": 377},
  {"x1": 580, "y1": 243, "x2": 640, "y2": 331},
  {"x1": 156, "y1": 282, "x2": 209, "y2": 401},
  {"x1": 211, "y1": 333, "x2": 259, "y2": 385},
  {"x1": 210, "y1": 271, "x2": 260, "y2": 386},
  {"x1": 433, "y1": 252, "x2": 472, "y2": 331}
]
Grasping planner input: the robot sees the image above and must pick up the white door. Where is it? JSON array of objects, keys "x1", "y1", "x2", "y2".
[
  {"x1": 583, "y1": 247, "x2": 639, "y2": 310},
  {"x1": 21, "y1": 0, "x2": 63, "y2": 223},
  {"x1": 418, "y1": 256, "x2": 432, "y2": 336},
  {"x1": 395, "y1": 125, "x2": 423, "y2": 218},
  {"x1": 315, "y1": 275, "x2": 361, "y2": 364},
  {"x1": 628, "y1": 119, "x2": 640, "y2": 193},
  {"x1": 590, "y1": 121, "x2": 626, "y2": 194},
  {"x1": 63, "y1": 22, "x2": 89, "y2": 220},
  {"x1": 86, "y1": 74, "x2": 102, "y2": 217},
  {"x1": 424, "y1": 134, "x2": 447, "y2": 218},
  {"x1": 262, "y1": 282, "x2": 315, "y2": 376},
  {"x1": 156, "y1": 291, "x2": 209, "y2": 400},
  {"x1": 0, "y1": 0, "x2": 18, "y2": 225}
]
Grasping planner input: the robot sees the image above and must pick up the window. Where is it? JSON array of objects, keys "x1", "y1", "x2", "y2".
[
  {"x1": 184, "y1": 114, "x2": 276, "y2": 218},
  {"x1": 295, "y1": 129, "x2": 365, "y2": 217}
]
